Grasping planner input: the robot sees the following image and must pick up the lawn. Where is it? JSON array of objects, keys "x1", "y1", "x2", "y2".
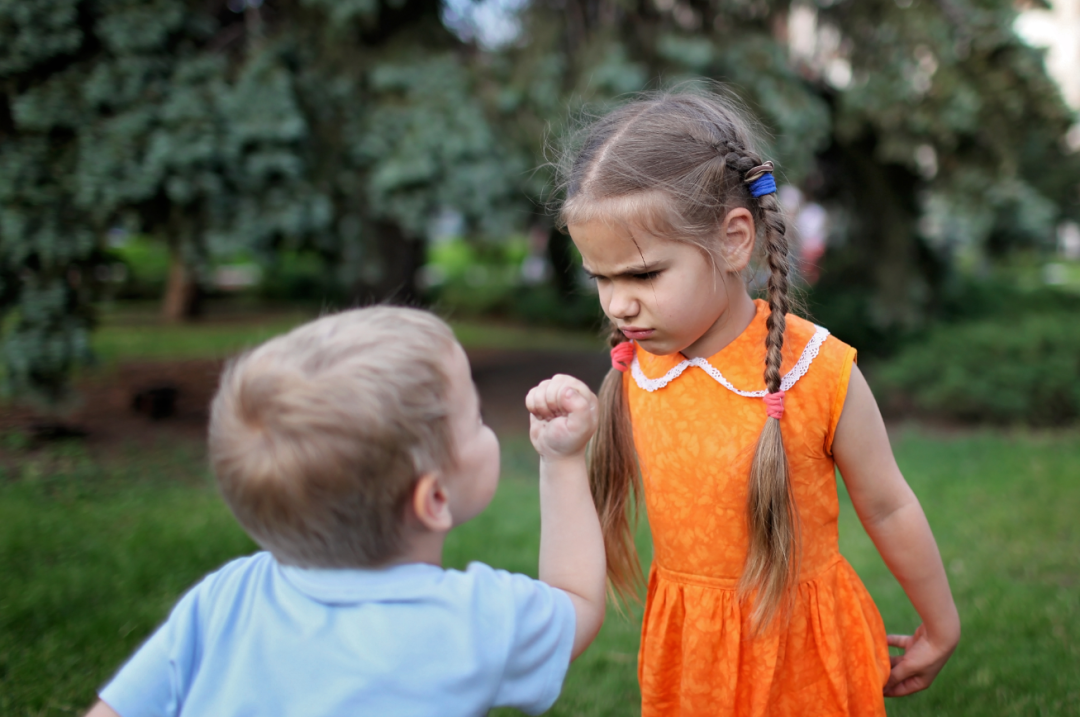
[
  {"x1": 89, "y1": 307, "x2": 603, "y2": 365},
  {"x1": 1, "y1": 428, "x2": 1077, "y2": 716}
]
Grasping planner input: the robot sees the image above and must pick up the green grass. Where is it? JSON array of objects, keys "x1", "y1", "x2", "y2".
[
  {"x1": 844, "y1": 428, "x2": 1080, "y2": 716},
  {"x1": 91, "y1": 313, "x2": 312, "y2": 364},
  {"x1": 88, "y1": 309, "x2": 603, "y2": 366},
  {"x1": 0, "y1": 441, "x2": 257, "y2": 716},
  {"x1": 1, "y1": 430, "x2": 1078, "y2": 716},
  {"x1": 449, "y1": 320, "x2": 604, "y2": 353}
]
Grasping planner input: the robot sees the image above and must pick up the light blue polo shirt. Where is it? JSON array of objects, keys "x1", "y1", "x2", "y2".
[{"x1": 100, "y1": 552, "x2": 576, "y2": 717}]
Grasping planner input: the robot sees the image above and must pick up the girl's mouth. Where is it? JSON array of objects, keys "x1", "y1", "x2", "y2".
[{"x1": 620, "y1": 327, "x2": 655, "y2": 340}]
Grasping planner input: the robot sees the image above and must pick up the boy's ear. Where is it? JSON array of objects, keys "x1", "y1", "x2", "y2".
[
  {"x1": 411, "y1": 473, "x2": 453, "y2": 533},
  {"x1": 721, "y1": 207, "x2": 756, "y2": 273}
]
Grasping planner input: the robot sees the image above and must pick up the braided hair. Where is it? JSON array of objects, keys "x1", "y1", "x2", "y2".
[{"x1": 557, "y1": 90, "x2": 798, "y2": 629}]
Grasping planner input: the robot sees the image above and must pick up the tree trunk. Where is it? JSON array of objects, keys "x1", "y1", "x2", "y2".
[
  {"x1": 162, "y1": 252, "x2": 200, "y2": 322},
  {"x1": 547, "y1": 226, "x2": 578, "y2": 302},
  {"x1": 351, "y1": 221, "x2": 426, "y2": 306},
  {"x1": 822, "y1": 135, "x2": 928, "y2": 330}
]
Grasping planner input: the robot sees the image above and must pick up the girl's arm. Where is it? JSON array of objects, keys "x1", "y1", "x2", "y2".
[
  {"x1": 831, "y1": 365, "x2": 960, "y2": 697},
  {"x1": 526, "y1": 374, "x2": 606, "y2": 661}
]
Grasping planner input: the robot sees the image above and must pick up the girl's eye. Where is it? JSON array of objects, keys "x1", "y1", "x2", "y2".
[{"x1": 634, "y1": 271, "x2": 659, "y2": 281}]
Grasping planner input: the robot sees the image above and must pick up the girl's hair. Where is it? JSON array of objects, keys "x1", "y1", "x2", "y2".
[{"x1": 557, "y1": 90, "x2": 798, "y2": 629}]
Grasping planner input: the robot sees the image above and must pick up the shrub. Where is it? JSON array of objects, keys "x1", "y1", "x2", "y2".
[
  {"x1": 876, "y1": 312, "x2": 1080, "y2": 426},
  {"x1": 110, "y1": 236, "x2": 170, "y2": 301},
  {"x1": 424, "y1": 238, "x2": 603, "y2": 329},
  {"x1": 806, "y1": 277, "x2": 1080, "y2": 360}
]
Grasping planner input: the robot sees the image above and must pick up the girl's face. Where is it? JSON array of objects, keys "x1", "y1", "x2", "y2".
[{"x1": 569, "y1": 216, "x2": 753, "y2": 359}]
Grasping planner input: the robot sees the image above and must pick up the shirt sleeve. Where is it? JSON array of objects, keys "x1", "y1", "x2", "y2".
[
  {"x1": 99, "y1": 581, "x2": 204, "y2": 717},
  {"x1": 477, "y1": 565, "x2": 576, "y2": 715}
]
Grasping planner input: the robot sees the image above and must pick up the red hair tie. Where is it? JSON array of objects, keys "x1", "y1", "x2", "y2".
[
  {"x1": 764, "y1": 390, "x2": 785, "y2": 420},
  {"x1": 611, "y1": 341, "x2": 635, "y2": 372}
]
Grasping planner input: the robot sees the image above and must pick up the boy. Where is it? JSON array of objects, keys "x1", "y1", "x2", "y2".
[{"x1": 87, "y1": 307, "x2": 606, "y2": 717}]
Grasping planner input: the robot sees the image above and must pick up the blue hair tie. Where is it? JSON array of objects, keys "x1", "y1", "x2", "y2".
[
  {"x1": 745, "y1": 161, "x2": 776, "y2": 198},
  {"x1": 748, "y1": 173, "x2": 776, "y2": 197}
]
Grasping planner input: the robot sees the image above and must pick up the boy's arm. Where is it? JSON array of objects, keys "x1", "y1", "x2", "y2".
[
  {"x1": 526, "y1": 375, "x2": 606, "y2": 661},
  {"x1": 832, "y1": 365, "x2": 960, "y2": 696},
  {"x1": 85, "y1": 701, "x2": 121, "y2": 717}
]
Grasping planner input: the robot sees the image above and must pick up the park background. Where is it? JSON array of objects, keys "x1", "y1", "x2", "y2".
[{"x1": 1, "y1": 0, "x2": 1079, "y2": 714}]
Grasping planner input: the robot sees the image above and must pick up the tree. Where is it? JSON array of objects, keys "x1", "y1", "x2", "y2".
[
  {"x1": 492, "y1": 0, "x2": 1079, "y2": 341},
  {"x1": 0, "y1": 0, "x2": 524, "y2": 399},
  {"x1": 4, "y1": 0, "x2": 1076, "y2": 399}
]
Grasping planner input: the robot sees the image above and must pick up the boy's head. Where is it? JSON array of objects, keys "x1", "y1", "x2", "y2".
[{"x1": 209, "y1": 306, "x2": 498, "y2": 568}]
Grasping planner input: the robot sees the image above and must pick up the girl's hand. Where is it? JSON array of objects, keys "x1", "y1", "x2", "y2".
[
  {"x1": 884, "y1": 624, "x2": 958, "y2": 697},
  {"x1": 526, "y1": 374, "x2": 599, "y2": 460}
]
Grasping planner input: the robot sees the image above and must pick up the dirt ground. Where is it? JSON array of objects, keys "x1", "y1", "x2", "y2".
[{"x1": 0, "y1": 349, "x2": 612, "y2": 457}]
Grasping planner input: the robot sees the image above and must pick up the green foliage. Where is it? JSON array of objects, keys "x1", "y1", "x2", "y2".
[
  {"x1": 359, "y1": 57, "x2": 526, "y2": 238},
  {"x1": 814, "y1": 0, "x2": 1080, "y2": 326},
  {"x1": 108, "y1": 235, "x2": 170, "y2": 300},
  {"x1": 4, "y1": 0, "x2": 1080, "y2": 403},
  {"x1": 425, "y1": 237, "x2": 603, "y2": 328},
  {"x1": 0, "y1": 0, "x2": 527, "y2": 401},
  {"x1": 256, "y1": 250, "x2": 341, "y2": 304},
  {"x1": 426, "y1": 237, "x2": 528, "y2": 314},
  {"x1": 512, "y1": 0, "x2": 1080, "y2": 334},
  {"x1": 877, "y1": 312, "x2": 1080, "y2": 425}
]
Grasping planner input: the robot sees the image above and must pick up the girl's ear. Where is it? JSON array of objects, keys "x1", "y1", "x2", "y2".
[
  {"x1": 410, "y1": 473, "x2": 453, "y2": 533},
  {"x1": 721, "y1": 207, "x2": 756, "y2": 272}
]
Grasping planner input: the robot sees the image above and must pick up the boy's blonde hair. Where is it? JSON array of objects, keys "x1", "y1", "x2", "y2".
[{"x1": 209, "y1": 306, "x2": 457, "y2": 568}]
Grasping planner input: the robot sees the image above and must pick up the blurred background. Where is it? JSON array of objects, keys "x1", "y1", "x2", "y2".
[{"x1": 1, "y1": 0, "x2": 1078, "y2": 715}]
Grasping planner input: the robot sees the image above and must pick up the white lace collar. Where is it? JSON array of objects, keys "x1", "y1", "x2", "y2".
[{"x1": 630, "y1": 325, "x2": 830, "y2": 397}]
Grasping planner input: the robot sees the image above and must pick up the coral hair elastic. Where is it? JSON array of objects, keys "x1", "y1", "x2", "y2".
[
  {"x1": 611, "y1": 341, "x2": 635, "y2": 372},
  {"x1": 764, "y1": 390, "x2": 785, "y2": 420}
]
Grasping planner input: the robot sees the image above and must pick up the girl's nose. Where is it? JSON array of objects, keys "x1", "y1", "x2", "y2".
[{"x1": 605, "y1": 284, "x2": 639, "y2": 320}]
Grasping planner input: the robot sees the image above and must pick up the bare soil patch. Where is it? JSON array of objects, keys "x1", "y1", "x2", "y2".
[{"x1": 0, "y1": 349, "x2": 611, "y2": 460}]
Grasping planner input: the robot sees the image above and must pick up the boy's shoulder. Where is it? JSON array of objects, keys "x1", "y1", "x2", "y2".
[
  {"x1": 277, "y1": 558, "x2": 561, "y2": 610},
  {"x1": 199, "y1": 554, "x2": 567, "y2": 614},
  {"x1": 187, "y1": 551, "x2": 276, "y2": 601},
  {"x1": 187, "y1": 555, "x2": 575, "y2": 663},
  {"x1": 103, "y1": 555, "x2": 576, "y2": 717}
]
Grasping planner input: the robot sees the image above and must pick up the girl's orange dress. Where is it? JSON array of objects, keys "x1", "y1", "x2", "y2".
[{"x1": 626, "y1": 300, "x2": 890, "y2": 717}]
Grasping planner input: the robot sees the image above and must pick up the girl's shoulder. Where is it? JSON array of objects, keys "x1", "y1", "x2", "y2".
[
  {"x1": 784, "y1": 312, "x2": 857, "y2": 452},
  {"x1": 783, "y1": 310, "x2": 857, "y2": 387},
  {"x1": 755, "y1": 299, "x2": 855, "y2": 378}
]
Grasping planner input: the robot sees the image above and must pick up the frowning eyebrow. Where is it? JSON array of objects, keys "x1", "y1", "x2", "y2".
[{"x1": 582, "y1": 262, "x2": 658, "y2": 280}]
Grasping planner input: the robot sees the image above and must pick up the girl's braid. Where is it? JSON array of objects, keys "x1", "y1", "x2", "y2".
[
  {"x1": 607, "y1": 323, "x2": 628, "y2": 348},
  {"x1": 758, "y1": 191, "x2": 789, "y2": 394},
  {"x1": 711, "y1": 139, "x2": 790, "y2": 392},
  {"x1": 714, "y1": 137, "x2": 799, "y2": 631}
]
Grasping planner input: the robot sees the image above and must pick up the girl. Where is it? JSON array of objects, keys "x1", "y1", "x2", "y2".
[{"x1": 557, "y1": 92, "x2": 960, "y2": 716}]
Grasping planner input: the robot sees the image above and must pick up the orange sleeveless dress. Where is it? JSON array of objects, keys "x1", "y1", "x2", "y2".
[{"x1": 627, "y1": 300, "x2": 890, "y2": 717}]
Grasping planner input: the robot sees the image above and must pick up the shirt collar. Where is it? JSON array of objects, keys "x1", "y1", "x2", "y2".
[
  {"x1": 635, "y1": 299, "x2": 769, "y2": 381},
  {"x1": 278, "y1": 560, "x2": 446, "y2": 605}
]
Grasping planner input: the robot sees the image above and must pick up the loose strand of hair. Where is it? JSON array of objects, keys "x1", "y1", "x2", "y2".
[{"x1": 588, "y1": 328, "x2": 644, "y2": 611}]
